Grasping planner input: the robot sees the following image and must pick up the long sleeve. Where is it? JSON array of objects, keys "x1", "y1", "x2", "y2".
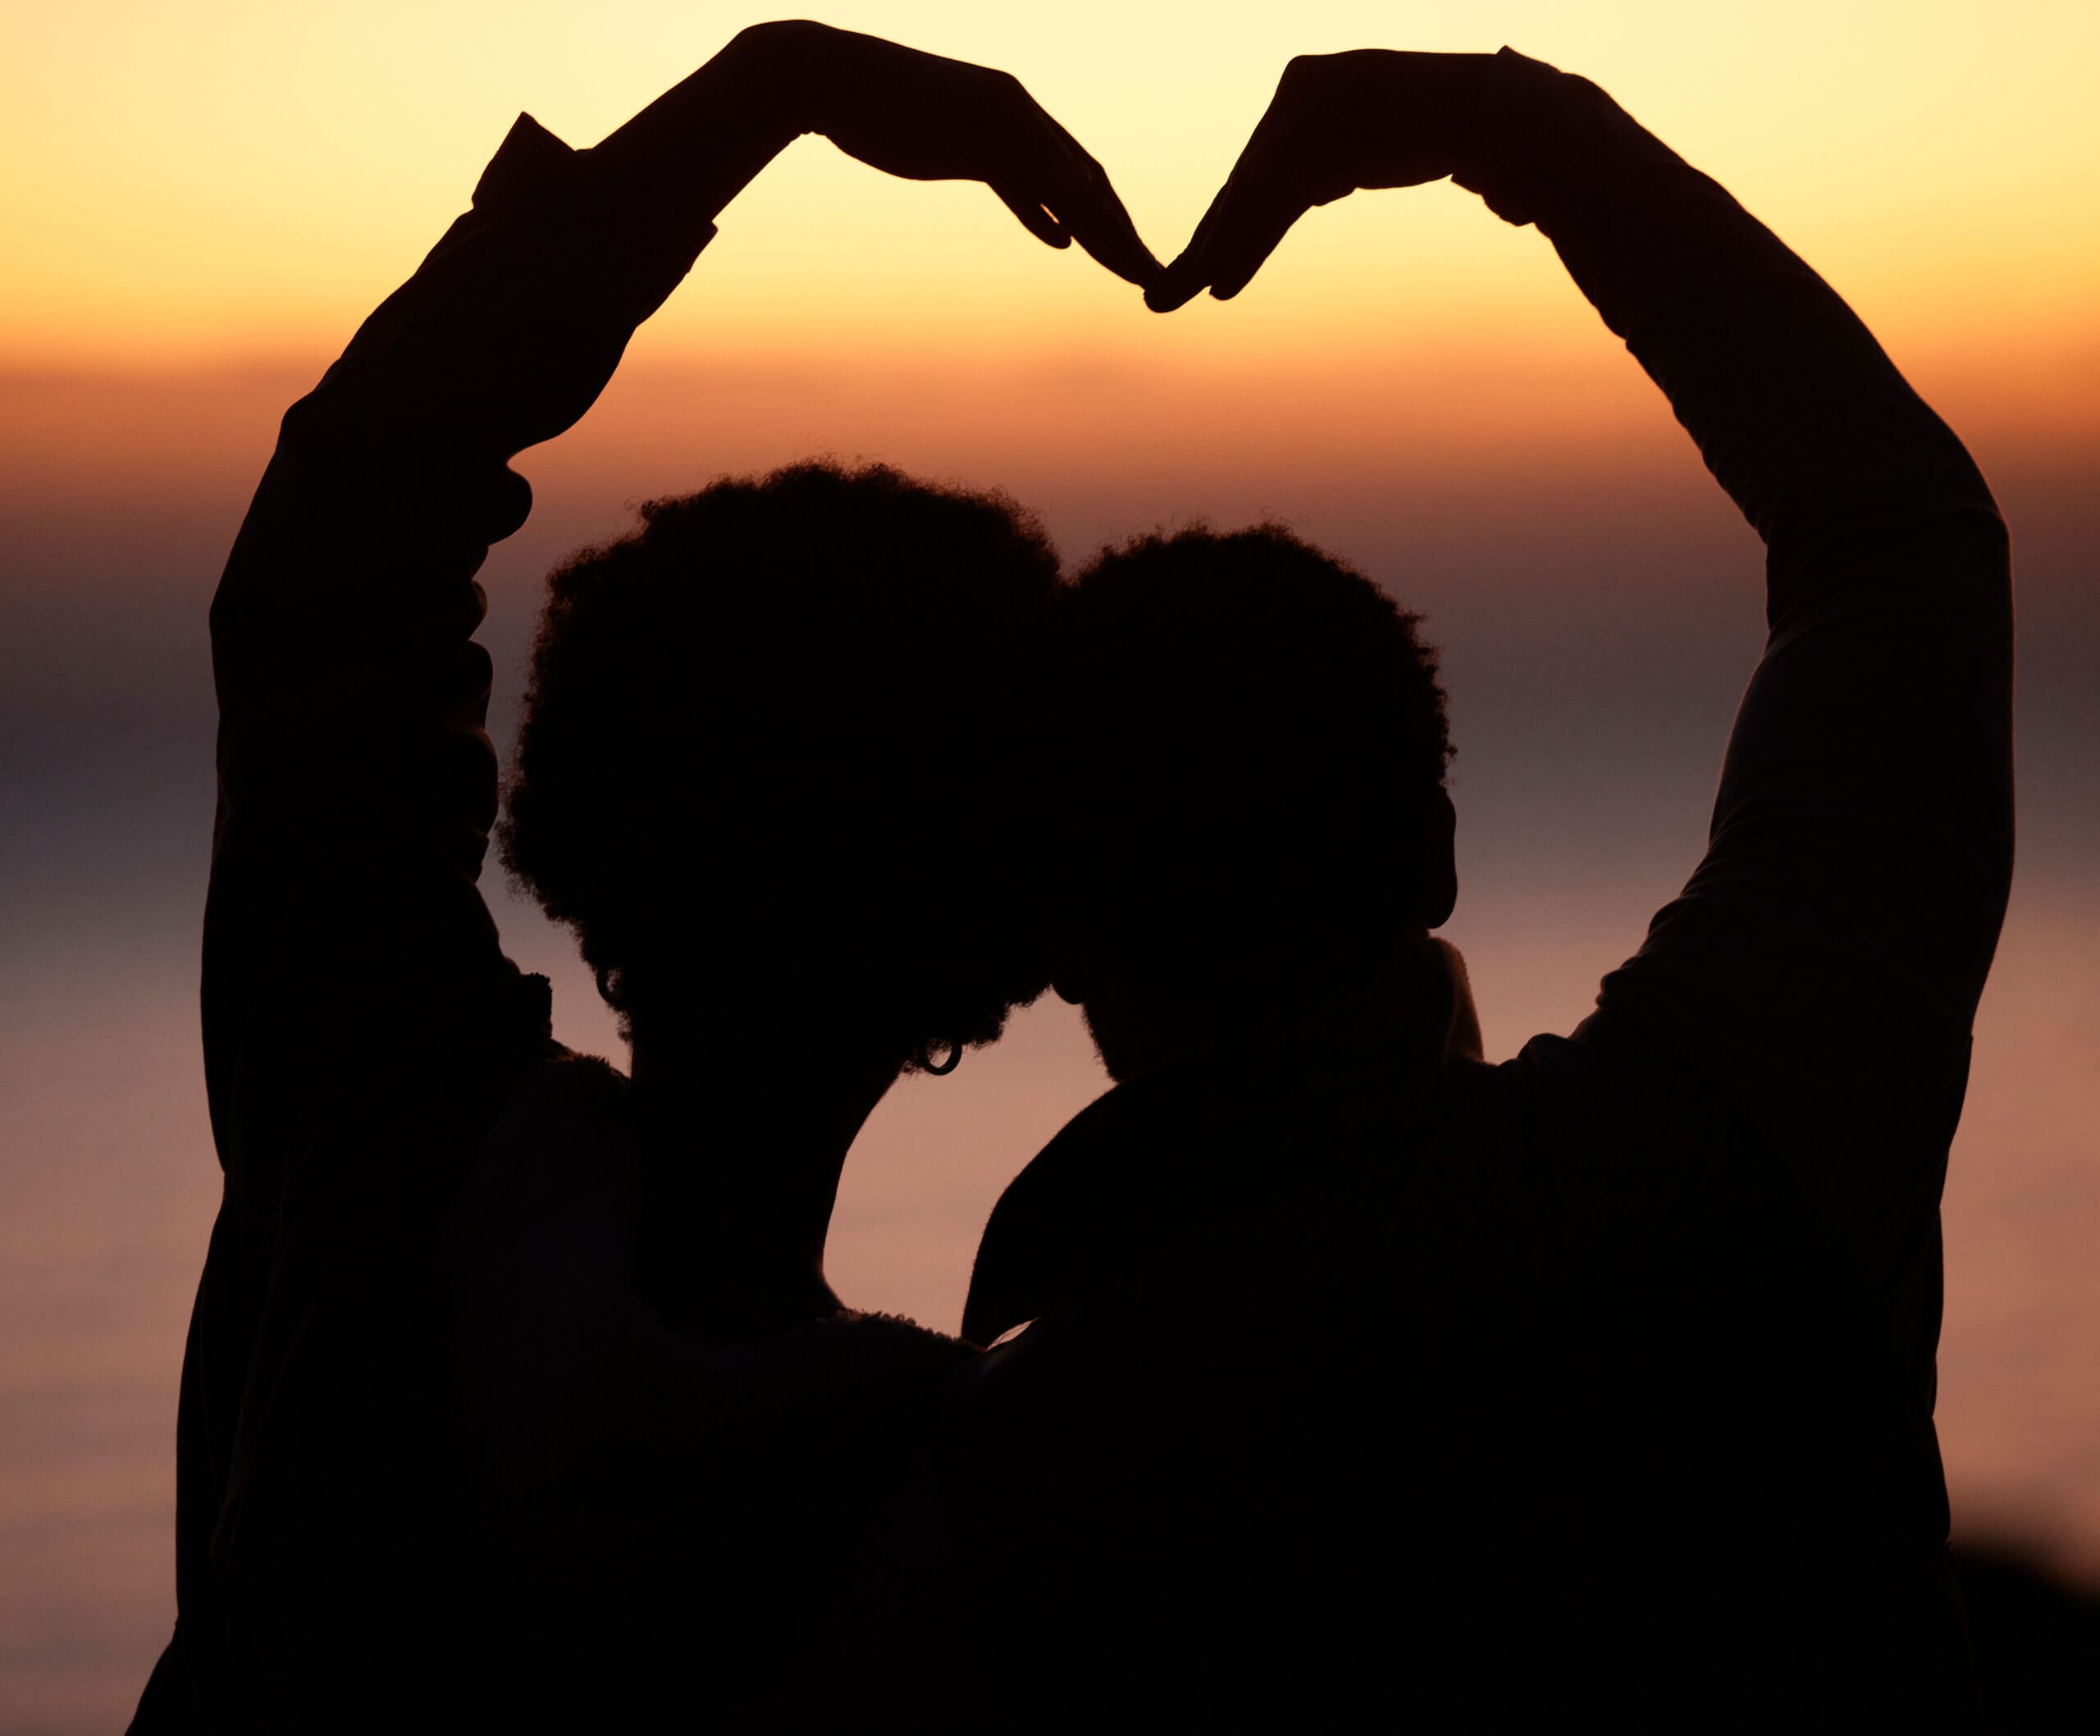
[
  {"x1": 1468, "y1": 52, "x2": 2012, "y2": 1259},
  {"x1": 155, "y1": 116, "x2": 715, "y2": 1733},
  {"x1": 203, "y1": 114, "x2": 712, "y2": 1213}
]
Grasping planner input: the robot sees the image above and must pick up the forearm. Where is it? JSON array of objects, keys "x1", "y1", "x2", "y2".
[
  {"x1": 1492, "y1": 53, "x2": 2017, "y2": 1228},
  {"x1": 1474, "y1": 50, "x2": 2011, "y2": 989},
  {"x1": 252, "y1": 34, "x2": 800, "y2": 491},
  {"x1": 1465, "y1": 50, "x2": 2002, "y2": 592},
  {"x1": 203, "y1": 33, "x2": 819, "y2": 1184},
  {"x1": 208, "y1": 21, "x2": 857, "y2": 761}
]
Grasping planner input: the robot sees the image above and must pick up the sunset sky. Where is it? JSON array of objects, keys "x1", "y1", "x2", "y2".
[
  {"x1": 2, "y1": 5, "x2": 2097, "y2": 1729},
  {"x1": 5, "y1": 1, "x2": 2098, "y2": 384}
]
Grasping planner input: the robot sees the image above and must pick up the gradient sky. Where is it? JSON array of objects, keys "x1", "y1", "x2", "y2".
[
  {"x1": 6, "y1": 2, "x2": 2098, "y2": 391},
  {"x1": 2, "y1": 6, "x2": 2098, "y2": 1730}
]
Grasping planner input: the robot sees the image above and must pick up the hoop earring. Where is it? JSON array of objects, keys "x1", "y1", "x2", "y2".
[{"x1": 918, "y1": 1038, "x2": 962, "y2": 1076}]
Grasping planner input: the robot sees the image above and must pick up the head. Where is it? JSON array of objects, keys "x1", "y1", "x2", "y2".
[
  {"x1": 1052, "y1": 525, "x2": 1456, "y2": 1080},
  {"x1": 502, "y1": 460, "x2": 1060, "y2": 1083}
]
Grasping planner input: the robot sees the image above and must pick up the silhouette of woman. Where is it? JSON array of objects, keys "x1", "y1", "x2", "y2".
[{"x1": 132, "y1": 23, "x2": 1157, "y2": 1733}]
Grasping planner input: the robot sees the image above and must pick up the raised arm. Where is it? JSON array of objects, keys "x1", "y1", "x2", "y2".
[
  {"x1": 167, "y1": 29, "x2": 1153, "y2": 1725},
  {"x1": 204, "y1": 29, "x2": 766, "y2": 1219},
  {"x1": 205, "y1": 19, "x2": 1157, "y2": 1209},
  {"x1": 1152, "y1": 48, "x2": 2013, "y2": 1236}
]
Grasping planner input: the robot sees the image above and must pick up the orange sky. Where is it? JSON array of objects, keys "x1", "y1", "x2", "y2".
[{"x1": 3, "y1": 1, "x2": 2096, "y2": 450}]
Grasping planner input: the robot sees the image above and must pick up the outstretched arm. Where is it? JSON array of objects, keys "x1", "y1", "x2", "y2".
[
  {"x1": 1152, "y1": 49, "x2": 2013, "y2": 1240},
  {"x1": 206, "y1": 18, "x2": 1157, "y2": 1210},
  {"x1": 178, "y1": 25, "x2": 1153, "y2": 1720}
]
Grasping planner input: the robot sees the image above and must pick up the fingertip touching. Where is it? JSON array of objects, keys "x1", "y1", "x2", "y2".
[{"x1": 1144, "y1": 259, "x2": 1206, "y2": 313}]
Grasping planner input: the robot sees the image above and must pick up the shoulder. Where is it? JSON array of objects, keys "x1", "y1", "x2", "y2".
[
  {"x1": 498, "y1": 1041, "x2": 626, "y2": 1116},
  {"x1": 1446, "y1": 1018, "x2": 1750, "y2": 1145},
  {"x1": 451, "y1": 1048, "x2": 628, "y2": 1222}
]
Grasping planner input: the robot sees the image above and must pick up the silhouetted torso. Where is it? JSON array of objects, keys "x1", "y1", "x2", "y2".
[
  {"x1": 872, "y1": 49, "x2": 2011, "y2": 1734},
  {"x1": 925, "y1": 1019, "x2": 1971, "y2": 1731}
]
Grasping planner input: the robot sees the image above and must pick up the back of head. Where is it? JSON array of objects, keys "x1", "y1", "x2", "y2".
[
  {"x1": 503, "y1": 460, "x2": 1060, "y2": 1066},
  {"x1": 1055, "y1": 525, "x2": 1454, "y2": 1058}
]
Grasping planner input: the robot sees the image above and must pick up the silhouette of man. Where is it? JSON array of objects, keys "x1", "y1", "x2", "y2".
[
  {"x1": 130, "y1": 24, "x2": 1157, "y2": 1732},
  {"x1": 903, "y1": 47, "x2": 2012, "y2": 1733}
]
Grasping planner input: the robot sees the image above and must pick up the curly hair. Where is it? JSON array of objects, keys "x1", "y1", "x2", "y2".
[
  {"x1": 501, "y1": 461, "x2": 1061, "y2": 1064},
  {"x1": 1056, "y1": 523, "x2": 1454, "y2": 994}
]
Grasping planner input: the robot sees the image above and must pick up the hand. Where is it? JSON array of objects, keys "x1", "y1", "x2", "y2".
[
  {"x1": 799, "y1": 24, "x2": 1162, "y2": 290},
  {"x1": 1148, "y1": 51, "x2": 1499, "y2": 311}
]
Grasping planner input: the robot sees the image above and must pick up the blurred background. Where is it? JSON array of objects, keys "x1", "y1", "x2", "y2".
[{"x1": 2, "y1": 2, "x2": 2095, "y2": 1729}]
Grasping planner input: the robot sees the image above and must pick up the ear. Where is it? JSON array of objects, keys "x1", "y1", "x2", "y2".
[{"x1": 1421, "y1": 791, "x2": 1458, "y2": 929}]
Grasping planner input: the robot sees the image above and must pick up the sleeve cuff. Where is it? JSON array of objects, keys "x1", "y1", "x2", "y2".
[
  {"x1": 471, "y1": 111, "x2": 719, "y2": 318},
  {"x1": 470, "y1": 112, "x2": 582, "y2": 214}
]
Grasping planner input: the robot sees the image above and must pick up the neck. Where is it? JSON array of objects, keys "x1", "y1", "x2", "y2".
[
  {"x1": 1086, "y1": 930, "x2": 1477, "y2": 1085},
  {"x1": 627, "y1": 1015, "x2": 904, "y2": 1339}
]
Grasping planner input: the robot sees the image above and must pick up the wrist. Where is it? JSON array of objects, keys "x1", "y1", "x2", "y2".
[
  {"x1": 1453, "y1": 48, "x2": 1571, "y2": 227},
  {"x1": 724, "y1": 19, "x2": 844, "y2": 138},
  {"x1": 1460, "y1": 49, "x2": 1668, "y2": 236},
  {"x1": 588, "y1": 24, "x2": 829, "y2": 229}
]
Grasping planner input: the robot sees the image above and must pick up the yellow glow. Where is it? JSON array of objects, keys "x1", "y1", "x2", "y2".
[{"x1": 2, "y1": 2, "x2": 2096, "y2": 442}]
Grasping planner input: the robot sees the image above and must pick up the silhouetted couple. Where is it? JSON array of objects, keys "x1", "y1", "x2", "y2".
[{"x1": 134, "y1": 21, "x2": 2011, "y2": 1734}]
